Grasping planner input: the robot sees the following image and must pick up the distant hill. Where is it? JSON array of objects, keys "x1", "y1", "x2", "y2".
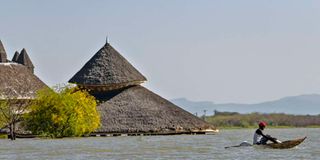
[{"x1": 171, "y1": 94, "x2": 320, "y2": 116}]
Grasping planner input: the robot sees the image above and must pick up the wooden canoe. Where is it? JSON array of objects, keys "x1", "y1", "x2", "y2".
[{"x1": 264, "y1": 137, "x2": 306, "y2": 149}]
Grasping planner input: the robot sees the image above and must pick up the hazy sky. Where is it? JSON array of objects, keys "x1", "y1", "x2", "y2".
[{"x1": 1, "y1": 0, "x2": 320, "y2": 103}]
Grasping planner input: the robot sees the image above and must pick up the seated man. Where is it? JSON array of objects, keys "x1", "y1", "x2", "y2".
[{"x1": 253, "y1": 122, "x2": 281, "y2": 145}]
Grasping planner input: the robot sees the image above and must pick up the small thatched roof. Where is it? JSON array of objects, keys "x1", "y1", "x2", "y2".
[
  {"x1": 69, "y1": 42, "x2": 147, "y2": 90},
  {"x1": 17, "y1": 48, "x2": 34, "y2": 73},
  {"x1": 0, "y1": 40, "x2": 7, "y2": 63},
  {"x1": 12, "y1": 51, "x2": 20, "y2": 62},
  {"x1": 0, "y1": 63, "x2": 47, "y2": 99},
  {"x1": 96, "y1": 85, "x2": 215, "y2": 133}
]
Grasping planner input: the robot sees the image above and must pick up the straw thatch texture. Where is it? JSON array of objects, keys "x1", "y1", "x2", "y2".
[
  {"x1": 17, "y1": 49, "x2": 34, "y2": 73},
  {"x1": 69, "y1": 43, "x2": 147, "y2": 90},
  {"x1": 0, "y1": 63, "x2": 47, "y2": 99},
  {"x1": 96, "y1": 85, "x2": 215, "y2": 133},
  {"x1": 0, "y1": 40, "x2": 7, "y2": 62}
]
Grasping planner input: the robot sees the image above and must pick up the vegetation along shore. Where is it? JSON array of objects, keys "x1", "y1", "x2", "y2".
[{"x1": 204, "y1": 110, "x2": 320, "y2": 129}]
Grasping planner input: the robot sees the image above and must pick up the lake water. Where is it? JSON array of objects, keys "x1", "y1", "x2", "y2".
[{"x1": 0, "y1": 128, "x2": 318, "y2": 160}]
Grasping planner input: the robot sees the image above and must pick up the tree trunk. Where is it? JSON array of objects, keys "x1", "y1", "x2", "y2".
[
  {"x1": 13, "y1": 123, "x2": 16, "y2": 140},
  {"x1": 9, "y1": 123, "x2": 15, "y2": 140}
]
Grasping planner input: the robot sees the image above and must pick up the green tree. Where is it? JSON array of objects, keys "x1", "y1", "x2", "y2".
[
  {"x1": 0, "y1": 99, "x2": 31, "y2": 140},
  {"x1": 24, "y1": 86, "x2": 100, "y2": 138}
]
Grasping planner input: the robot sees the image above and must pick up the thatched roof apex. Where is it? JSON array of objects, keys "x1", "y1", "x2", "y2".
[
  {"x1": 16, "y1": 48, "x2": 34, "y2": 73},
  {"x1": 0, "y1": 63, "x2": 47, "y2": 99},
  {"x1": 69, "y1": 42, "x2": 147, "y2": 88},
  {"x1": 17, "y1": 48, "x2": 34, "y2": 68},
  {"x1": 0, "y1": 40, "x2": 8, "y2": 63},
  {"x1": 12, "y1": 51, "x2": 20, "y2": 62},
  {"x1": 96, "y1": 85, "x2": 216, "y2": 133}
]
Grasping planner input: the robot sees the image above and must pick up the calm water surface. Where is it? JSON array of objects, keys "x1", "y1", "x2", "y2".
[{"x1": 0, "y1": 128, "x2": 319, "y2": 160}]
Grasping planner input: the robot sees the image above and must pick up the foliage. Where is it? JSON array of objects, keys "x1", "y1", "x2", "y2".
[
  {"x1": 0, "y1": 133, "x2": 7, "y2": 139},
  {"x1": 24, "y1": 86, "x2": 100, "y2": 138},
  {"x1": 0, "y1": 100, "x2": 8, "y2": 128},
  {"x1": 206, "y1": 111, "x2": 320, "y2": 128},
  {"x1": 0, "y1": 99, "x2": 30, "y2": 127},
  {"x1": 0, "y1": 98, "x2": 31, "y2": 140},
  {"x1": 214, "y1": 110, "x2": 239, "y2": 116}
]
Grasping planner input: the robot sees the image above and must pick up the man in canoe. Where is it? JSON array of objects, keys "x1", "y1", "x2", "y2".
[{"x1": 253, "y1": 121, "x2": 281, "y2": 145}]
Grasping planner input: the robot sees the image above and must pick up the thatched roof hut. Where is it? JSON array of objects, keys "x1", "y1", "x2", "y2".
[
  {"x1": 96, "y1": 85, "x2": 215, "y2": 133},
  {"x1": 0, "y1": 41, "x2": 47, "y2": 99},
  {"x1": 0, "y1": 40, "x2": 48, "y2": 135},
  {"x1": 69, "y1": 42, "x2": 147, "y2": 92},
  {"x1": 0, "y1": 40, "x2": 8, "y2": 62},
  {"x1": 70, "y1": 40, "x2": 217, "y2": 134},
  {"x1": 0, "y1": 63, "x2": 47, "y2": 99}
]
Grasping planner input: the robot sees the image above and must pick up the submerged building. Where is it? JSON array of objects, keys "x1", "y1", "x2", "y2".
[
  {"x1": 0, "y1": 40, "x2": 47, "y2": 100},
  {"x1": 69, "y1": 39, "x2": 217, "y2": 134}
]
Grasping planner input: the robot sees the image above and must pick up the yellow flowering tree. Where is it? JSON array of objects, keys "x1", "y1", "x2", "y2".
[{"x1": 24, "y1": 86, "x2": 100, "y2": 138}]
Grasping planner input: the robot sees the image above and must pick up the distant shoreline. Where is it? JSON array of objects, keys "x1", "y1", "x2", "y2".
[{"x1": 204, "y1": 111, "x2": 320, "y2": 129}]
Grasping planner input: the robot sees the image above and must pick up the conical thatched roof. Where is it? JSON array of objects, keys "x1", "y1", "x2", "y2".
[
  {"x1": 12, "y1": 51, "x2": 20, "y2": 62},
  {"x1": 0, "y1": 40, "x2": 7, "y2": 62},
  {"x1": 17, "y1": 48, "x2": 34, "y2": 73},
  {"x1": 95, "y1": 85, "x2": 216, "y2": 133},
  {"x1": 69, "y1": 42, "x2": 147, "y2": 91},
  {"x1": 0, "y1": 63, "x2": 47, "y2": 99}
]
